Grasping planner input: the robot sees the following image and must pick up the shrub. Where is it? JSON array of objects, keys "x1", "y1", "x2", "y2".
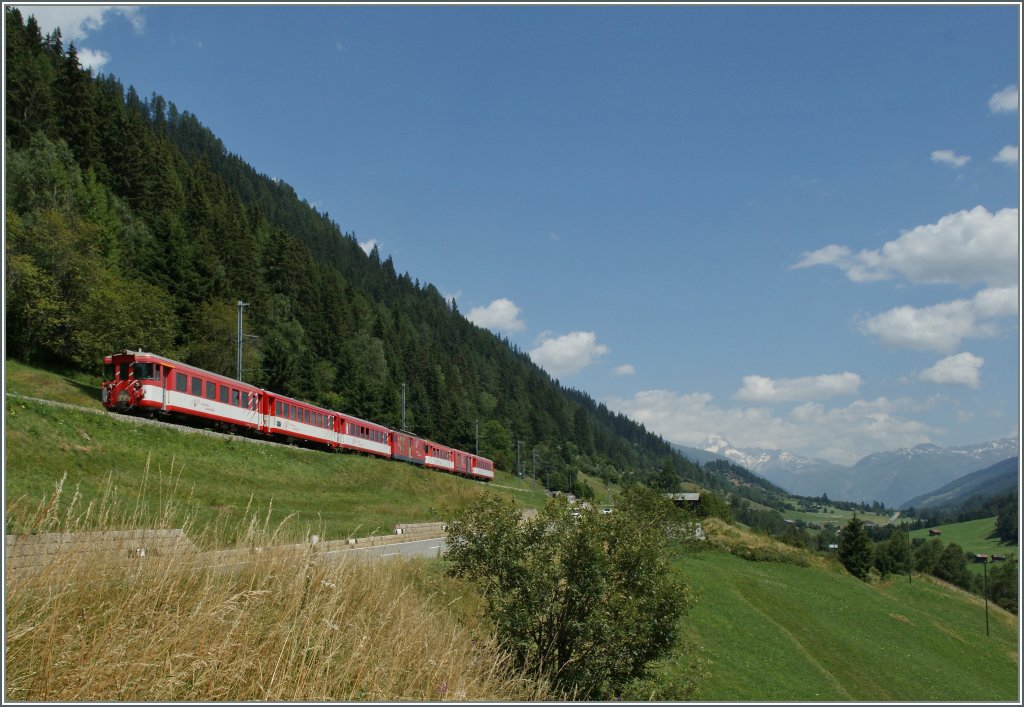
[{"x1": 444, "y1": 486, "x2": 693, "y2": 699}]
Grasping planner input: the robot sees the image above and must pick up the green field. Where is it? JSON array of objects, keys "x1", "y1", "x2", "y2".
[
  {"x1": 782, "y1": 503, "x2": 894, "y2": 527},
  {"x1": 910, "y1": 516, "x2": 1018, "y2": 576},
  {"x1": 673, "y1": 549, "x2": 1018, "y2": 701}
]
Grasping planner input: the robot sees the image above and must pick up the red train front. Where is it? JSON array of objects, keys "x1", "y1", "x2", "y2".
[{"x1": 102, "y1": 350, "x2": 170, "y2": 415}]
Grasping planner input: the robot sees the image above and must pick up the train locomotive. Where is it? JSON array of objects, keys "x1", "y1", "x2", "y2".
[{"x1": 101, "y1": 350, "x2": 495, "y2": 482}]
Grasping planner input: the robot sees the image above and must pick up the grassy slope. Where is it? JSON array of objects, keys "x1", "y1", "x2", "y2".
[
  {"x1": 910, "y1": 516, "x2": 1016, "y2": 556},
  {"x1": 4, "y1": 361, "x2": 549, "y2": 544},
  {"x1": 675, "y1": 548, "x2": 1018, "y2": 701},
  {"x1": 781, "y1": 501, "x2": 894, "y2": 526},
  {"x1": 910, "y1": 516, "x2": 1018, "y2": 576}
]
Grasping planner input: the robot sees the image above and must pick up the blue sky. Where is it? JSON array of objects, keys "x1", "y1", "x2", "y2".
[{"x1": 15, "y1": 3, "x2": 1020, "y2": 464}]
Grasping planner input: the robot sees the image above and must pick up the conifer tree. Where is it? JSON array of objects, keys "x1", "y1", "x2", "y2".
[{"x1": 838, "y1": 513, "x2": 874, "y2": 581}]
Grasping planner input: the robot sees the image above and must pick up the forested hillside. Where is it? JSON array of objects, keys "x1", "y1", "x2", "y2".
[{"x1": 4, "y1": 7, "x2": 741, "y2": 498}]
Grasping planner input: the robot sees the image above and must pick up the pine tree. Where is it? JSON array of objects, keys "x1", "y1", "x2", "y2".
[{"x1": 838, "y1": 513, "x2": 874, "y2": 581}]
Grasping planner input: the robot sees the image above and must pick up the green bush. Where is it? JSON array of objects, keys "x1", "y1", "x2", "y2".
[{"x1": 444, "y1": 487, "x2": 693, "y2": 699}]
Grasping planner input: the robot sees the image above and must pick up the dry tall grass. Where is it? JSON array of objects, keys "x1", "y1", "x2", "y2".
[{"x1": 4, "y1": 464, "x2": 549, "y2": 701}]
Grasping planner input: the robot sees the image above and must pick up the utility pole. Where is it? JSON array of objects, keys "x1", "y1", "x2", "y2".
[
  {"x1": 401, "y1": 383, "x2": 406, "y2": 431},
  {"x1": 983, "y1": 559, "x2": 990, "y2": 636},
  {"x1": 907, "y1": 527, "x2": 912, "y2": 585},
  {"x1": 532, "y1": 449, "x2": 536, "y2": 489},
  {"x1": 517, "y1": 441, "x2": 521, "y2": 478},
  {"x1": 475, "y1": 419, "x2": 479, "y2": 455},
  {"x1": 236, "y1": 301, "x2": 249, "y2": 381}
]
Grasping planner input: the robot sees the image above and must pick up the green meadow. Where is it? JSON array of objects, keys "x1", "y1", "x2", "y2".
[
  {"x1": 673, "y1": 549, "x2": 1018, "y2": 701},
  {"x1": 911, "y1": 516, "x2": 1018, "y2": 576}
]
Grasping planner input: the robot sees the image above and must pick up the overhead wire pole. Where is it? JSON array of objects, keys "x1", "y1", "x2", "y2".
[{"x1": 236, "y1": 301, "x2": 249, "y2": 382}]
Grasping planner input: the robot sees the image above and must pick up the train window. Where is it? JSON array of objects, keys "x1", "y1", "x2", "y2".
[
  {"x1": 192, "y1": 377, "x2": 202, "y2": 396},
  {"x1": 275, "y1": 401, "x2": 281, "y2": 416},
  {"x1": 155, "y1": 367, "x2": 161, "y2": 381},
  {"x1": 283, "y1": 403, "x2": 289, "y2": 418},
  {"x1": 133, "y1": 363, "x2": 155, "y2": 380},
  {"x1": 241, "y1": 392, "x2": 249, "y2": 408},
  {"x1": 232, "y1": 389, "x2": 240, "y2": 406},
  {"x1": 219, "y1": 386, "x2": 229, "y2": 404},
  {"x1": 206, "y1": 381, "x2": 216, "y2": 399},
  {"x1": 104, "y1": 363, "x2": 114, "y2": 381},
  {"x1": 175, "y1": 373, "x2": 187, "y2": 393},
  {"x1": 120, "y1": 363, "x2": 129, "y2": 381}
]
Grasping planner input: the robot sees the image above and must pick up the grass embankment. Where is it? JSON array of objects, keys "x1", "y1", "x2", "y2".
[
  {"x1": 4, "y1": 361, "x2": 549, "y2": 544},
  {"x1": 670, "y1": 520, "x2": 1019, "y2": 701},
  {"x1": 3, "y1": 487, "x2": 547, "y2": 702}
]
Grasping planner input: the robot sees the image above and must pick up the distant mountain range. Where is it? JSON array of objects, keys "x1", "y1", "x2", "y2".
[
  {"x1": 899, "y1": 456, "x2": 1019, "y2": 510},
  {"x1": 673, "y1": 435, "x2": 1020, "y2": 508}
]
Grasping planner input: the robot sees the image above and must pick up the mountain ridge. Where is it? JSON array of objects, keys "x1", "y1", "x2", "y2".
[{"x1": 673, "y1": 435, "x2": 1020, "y2": 507}]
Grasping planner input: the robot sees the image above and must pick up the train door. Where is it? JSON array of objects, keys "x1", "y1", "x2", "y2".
[{"x1": 161, "y1": 364, "x2": 173, "y2": 410}]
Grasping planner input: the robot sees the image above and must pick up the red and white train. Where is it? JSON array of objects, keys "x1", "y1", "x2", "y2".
[{"x1": 101, "y1": 350, "x2": 494, "y2": 482}]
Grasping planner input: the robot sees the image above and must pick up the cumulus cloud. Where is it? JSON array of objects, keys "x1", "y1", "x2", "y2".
[
  {"x1": 612, "y1": 364, "x2": 636, "y2": 376},
  {"x1": 989, "y1": 85, "x2": 1018, "y2": 113},
  {"x1": 529, "y1": 331, "x2": 608, "y2": 377},
  {"x1": 931, "y1": 149, "x2": 970, "y2": 167},
  {"x1": 733, "y1": 372, "x2": 861, "y2": 403},
  {"x1": 994, "y1": 145, "x2": 1018, "y2": 165},
  {"x1": 358, "y1": 239, "x2": 378, "y2": 256},
  {"x1": 918, "y1": 352, "x2": 984, "y2": 388},
  {"x1": 76, "y1": 47, "x2": 110, "y2": 72},
  {"x1": 607, "y1": 389, "x2": 935, "y2": 465},
  {"x1": 466, "y1": 298, "x2": 526, "y2": 333},
  {"x1": 791, "y1": 206, "x2": 1018, "y2": 288},
  {"x1": 15, "y1": 5, "x2": 144, "y2": 43},
  {"x1": 859, "y1": 287, "x2": 1017, "y2": 352}
]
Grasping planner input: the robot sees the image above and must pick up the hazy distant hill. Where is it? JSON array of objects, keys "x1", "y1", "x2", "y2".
[
  {"x1": 900, "y1": 457, "x2": 1019, "y2": 510},
  {"x1": 684, "y1": 436, "x2": 1019, "y2": 507}
]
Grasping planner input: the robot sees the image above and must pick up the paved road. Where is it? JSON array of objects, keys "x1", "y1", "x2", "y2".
[{"x1": 323, "y1": 537, "x2": 447, "y2": 561}]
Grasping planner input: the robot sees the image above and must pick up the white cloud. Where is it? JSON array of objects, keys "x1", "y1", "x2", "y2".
[
  {"x1": 76, "y1": 47, "x2": 110, "y2": 72},
  {"x1": 612, "y1": 364, "x2": 636, "y2": 376},
  {"x1": 931, "y1": 149, "x2": 970, "y2": 167},
  {"x1": 466, "y1": 298, "x2": 526, "y2": 333},
  {"x1": 791, "y1": 244, "x2": 851, "y2": 269},
  {"x1": 859, "y1": 286, "x2": 1017, "y2": 352},
  {"x1": 989, "y1": 85, "x2": 1018, "y2": 113},
  {"x1": 733, "y1": 372, "x2": 861, "y2": 403},
  {"x1": 358, "y1": 239, "x2": 378, "y2": 256},
  {"x1": 918, "y1": 353, "x2": 984, "y2": 388},
  {"x1": 791, "y1": 206, "x2": 1018, "y2": 288},
  {"x1": 607, "y1": 390, "x2": 935, "y2": 466},
  {"x1": 529, "y1": 331, "x2": 608, "y2": 377},
  {"x1": 994, "y1": 145, "x2": 1018, "y2": 165},
  {"x1": 15, "y1": 5, "x2": 144, "y2": 43}
]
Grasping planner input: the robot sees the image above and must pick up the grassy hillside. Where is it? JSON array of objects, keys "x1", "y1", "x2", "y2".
[
  {"x1": 672, "y1": 545, "x2": 1018, "y2": 701},
  {"x1": 911, "y1": 516, "x2": 1018, "y2": 576},
  {"x1": 4, "y1": 378, "x2": 549, "y2": 545}
]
